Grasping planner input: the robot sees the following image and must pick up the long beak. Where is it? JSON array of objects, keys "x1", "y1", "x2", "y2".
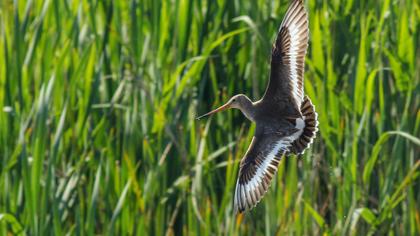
[{"x1": 196, "y1": 103, "x2": 231, "y2": 120}]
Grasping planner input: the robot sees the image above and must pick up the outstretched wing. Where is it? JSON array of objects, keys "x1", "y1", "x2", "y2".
[
  {"x1": 262, "y1": 0, "x2": 309, "y2": 113},
  {"x1": 233, "y1": 132, "x2": 299, "y2": 213}
]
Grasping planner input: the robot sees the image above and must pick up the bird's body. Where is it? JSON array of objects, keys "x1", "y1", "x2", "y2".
[{"x1": 197, "y1": 0, "x2": 318, "y2": 213}]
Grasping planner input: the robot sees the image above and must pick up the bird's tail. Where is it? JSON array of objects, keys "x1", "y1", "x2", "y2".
[{"x1": 290, "y1": 96, "x2": 318, "y2": 155}]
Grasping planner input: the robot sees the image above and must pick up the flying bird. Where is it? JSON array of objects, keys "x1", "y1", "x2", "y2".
[{"x1": 197, "y1": 0, "x2": 318, "y2": 213}]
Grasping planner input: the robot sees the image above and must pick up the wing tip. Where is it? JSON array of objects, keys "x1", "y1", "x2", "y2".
[
  {"x1": 272, "y1": 0, "x2": 309, "y2": 108},
  {"x1": 233, "y1": 138, "x2": 291, "y2": 214},
  {"x1": 280, "y1": 0, "x2": 309, "y2": 31},
  {"x1": 233, "y1": 156, "x2": 284, "y2": 213}
]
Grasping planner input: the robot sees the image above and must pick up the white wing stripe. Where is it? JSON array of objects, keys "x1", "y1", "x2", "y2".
[
  {"x1": 234, "y1": 137, "x2": 295, "y2": 212},
  {"x1": 289, "y1": 21, "x2": 304, "y2": 106},
  {"x1": 279, "y1": 1, "x2": 308, "y2": 108}
]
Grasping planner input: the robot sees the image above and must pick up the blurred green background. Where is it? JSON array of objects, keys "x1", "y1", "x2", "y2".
[{"x1": 0, "y1": 0, "x2": 419, "y2": 235}]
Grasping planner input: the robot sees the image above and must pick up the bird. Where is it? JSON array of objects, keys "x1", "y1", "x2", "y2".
[{"x1": 197, "y1": 0, "x2": 318, "y2": 213}]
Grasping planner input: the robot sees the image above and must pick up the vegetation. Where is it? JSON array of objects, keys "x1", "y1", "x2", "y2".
[{"x1": 0, "y1": 0, "x2": 419, "y2": 235}]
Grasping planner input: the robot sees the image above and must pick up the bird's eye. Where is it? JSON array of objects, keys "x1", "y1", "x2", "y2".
[{"x1": 232, "y1": 99, "x2": 236, "y2": 102}]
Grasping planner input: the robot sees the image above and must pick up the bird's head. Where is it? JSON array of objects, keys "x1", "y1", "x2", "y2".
[{"x1": 196, "y1": 94, "x2": 251, "y2": 120}]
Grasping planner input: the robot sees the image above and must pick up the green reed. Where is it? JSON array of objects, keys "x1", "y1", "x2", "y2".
[{"x1": 0, "y1": 0, "x2": 419, "y2": 235}]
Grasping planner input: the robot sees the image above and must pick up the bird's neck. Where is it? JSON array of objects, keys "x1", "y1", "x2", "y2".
[{"x1": 239, "y1": 98, "x2": 256, "y2": 122}]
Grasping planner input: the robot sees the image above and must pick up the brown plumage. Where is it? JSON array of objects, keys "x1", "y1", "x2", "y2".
[{"x1": 197, "y1": 0, "x2": 318, "y2": 214}]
